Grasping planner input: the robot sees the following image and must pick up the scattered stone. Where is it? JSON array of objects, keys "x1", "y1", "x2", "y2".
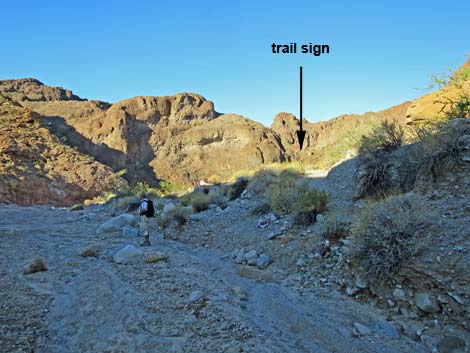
[
  {"x1": 415, "y1": 291, "x2": 440, "y2": 313},
  {"x1": 447, "y1": 292, "x2": 465, "y2": 305},
  {"x1": 353, "y1": 322, "x2": 372, "y2": 336},
  {"x1": 235, "y1": 249, "x2": 247, "y2": 264},
  {"x1": 189, "y1": 290, "x2": 204, "y2": 303},
  {"x1": 96, "y1": 214, "x2": 137, "y2": 234},
  {"x1": 393, "y1": 288, "x2": 406, "y2": 301},
  {"x1": 375, "y1": 321, "x2": 399, "y2": 338},
  {"x1": 256, "y1": 254, "x2": 272, "y2": 270},
  {"x1": 266, "y1": 230, "x2": 282, "y2": 240},
  {"x1": 238, "y1": 266, "x2": 276, "y2": 283},
  {"x1": 436, "y1": 336, "x2": 466, "y2": 353},
  {"x1": 24, "y1": 258, "x2": 47, "y2": 274},
  {"x1": 296, "y1": 258, "x2": 306, "y2": 267},
  {"x1": 244, "y1": 250, "x2": 258, "y2": 266},
  {"x1": 122, "y1": 225, "x2": 139, "y2": 237},
  {"x1": 355, "y1": 276, "x2": 368, "y2": 289},
  {"x1": 112, "y1": 244, "x2": 143, "y2": 264},
  {"x1": 70, "y1": 203, "x2": 84, "y2": 211}
]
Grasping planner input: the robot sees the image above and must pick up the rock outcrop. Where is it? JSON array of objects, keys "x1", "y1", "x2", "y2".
[{"x1": 0, "y1": 98, "x2": 127, "y2": 205}]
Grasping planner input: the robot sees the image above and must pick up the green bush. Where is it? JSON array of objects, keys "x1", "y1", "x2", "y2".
[
  {"x1": 324, "y1": 214, "x2": 351, "y2": 240},
  {"x1": 293, "y1": 188, "x2": 329, "y2": 225},
  {"x1": 351, "y1": 193, "x2": 428, "y2": 285},
  {"x1": 358, "y1": 121, "x2": 404, "y2": 155},
  {"x1": 160, "y1": 205, "x2": 192, "y2": 228},
  {"x1": 182, "y1": 192, "x2": 211, "y2": 213},
  {"x1": 247, "y1": 169, "x2": 278, "y2": 195},
  {"x1": 266, "y1": 172, "x2": 307, "y2": 214}
]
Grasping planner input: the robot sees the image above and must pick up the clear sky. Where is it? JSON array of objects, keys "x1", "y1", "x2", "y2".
[{"x1": 2, "y1": 0, "x2": 469, "y2": 126}]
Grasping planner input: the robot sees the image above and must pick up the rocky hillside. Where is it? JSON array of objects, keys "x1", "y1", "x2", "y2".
[
  {"x1": 0, "y1": 97, "x2": 127, "y2": 205},
  {"x1": 1, "y1": 60, "x2": 468, "y2": 204}
]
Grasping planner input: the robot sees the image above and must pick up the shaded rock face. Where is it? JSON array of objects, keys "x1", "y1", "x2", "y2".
[
  {"x1": 0, "y1": 100, "x2": 127, "y2": 206},
  {"x1": 3, "y1": 82, "x2": 287, "y2": 186}
]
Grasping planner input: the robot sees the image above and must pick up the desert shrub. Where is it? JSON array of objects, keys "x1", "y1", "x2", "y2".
[
  {"x1": 324, "y1": 214, "x2": 351, "y2": 240},
  {"x1": 80, "y1": 248, "x2": 98, "y2": 258},
  {"x1": 266, "y1": 171, "x2": 307, "y2": 214},
  {"x1": 293, "y1": 188, "x2": 329, "y2": 225},
  {"x1": 354, "y1": 154, "x2": 391, "y2": 199},
  {"x1": 251, "y1": 202, "x2": 271, "y2": 215},
  {"x1": 181, "y1": 192, "x2": 211, "y2": 212},
  {"x1": 351, "y1": 193, "x2": 429, "y2": 285},
  {"x1": 208, "y1": 188, "x2": 228, "y2": 209},
  {"x1": 226, "y1": 177, "x2": 249, "y2": 200},
  {"x1": 247, "y1": 169, "x2": 278, "y2": 195},
  {"x1": 413, "y1": 114, "x2": 470, "y2": 180},
  {"x1": 24, "y1": 258, "x2": 47, "y2": 274},
  {"x1": 144, "y1": 255, "x2": 169, "y2": 263},
  {"x1": 160, "y1": 205, "x2": 192, "y2": 228},
  {"x1": 358, "y1": 120, "x2": 404, "y2": 155}
]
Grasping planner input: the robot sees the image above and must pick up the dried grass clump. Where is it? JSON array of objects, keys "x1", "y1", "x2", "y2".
[
  {"x1": 24, "y1": 257, "x2": 47, "y2": 274},
  {"x1": 351, "y1": 193, "x2": 429, "y2": 285}
]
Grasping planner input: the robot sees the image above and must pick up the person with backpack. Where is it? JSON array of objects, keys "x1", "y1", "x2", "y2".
[{"x1": 138, "y1": 193, "x2": 155, "y2": 246}]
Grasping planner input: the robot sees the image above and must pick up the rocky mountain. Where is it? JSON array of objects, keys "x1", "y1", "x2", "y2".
[
  {"x1": 0, "y1": 97, "x2": 127, "y2": 205},
  {"x1": 1, "y1": 60, "x2": 468, "y2": 205}
]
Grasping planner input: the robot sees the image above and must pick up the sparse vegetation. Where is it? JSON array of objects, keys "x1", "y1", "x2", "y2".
[
  {"x1": 351, "y1": 193, "x2": 429, "y2": 285},
  {"x1": 323, "y1": 214, "x2": 351, "y2": 240},
  {"x1": 24, "y1": 257, "x2": 47, "y2": 274},
  {"x1": 144, "y1": 255, "x2": 169, "y2": 263},
  {"x1": 292, "y1": 188, "x2": 329, "y2": 225},
  {"x1": 80, "y1": 248, "x2": 98, "y2": 258},
  {"x1": 358, "y1": 120, "x2": 404, "y2": 155},
  {"x1": 160, "y1": 205, "x2": 192, "y2": 228},
  {"x1": 182, "y1": 192, "x2": 211, "y2": 212}
]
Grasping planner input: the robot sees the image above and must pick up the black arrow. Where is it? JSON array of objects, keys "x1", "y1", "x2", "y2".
[{"x1": 296, "y1": 66, "x2": 306, "y2": 149}]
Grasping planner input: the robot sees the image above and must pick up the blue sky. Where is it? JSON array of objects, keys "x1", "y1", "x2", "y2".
[{"x1": 2, "y1": 0, "x2": 469, "y2": 126}]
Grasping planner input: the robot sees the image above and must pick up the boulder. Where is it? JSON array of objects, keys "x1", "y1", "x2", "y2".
[
  {"x1": 415, "y1": 291, "x2": 440, "y2": 313},
  {"x1": 112, "y1": 244, "x2": 143, "y2": 264},
  {"x1": 457, "y1": 135, "x2": 470, "y2": 162},
  {"x1": 96, "y1": 214, "x2": 137, "y2": 234},
  {"x1": 122, "y1": 225, "x2": 139, "y2": 237},
  {"x1": 244, "y1": 250, "x2": 258, "y2": 266},
  {"x1": 256, "y1": 254, "x2": 272, "y2": 270},
  {"x1": 437, "y1": 336, "x2": 466, "y2": 353}
]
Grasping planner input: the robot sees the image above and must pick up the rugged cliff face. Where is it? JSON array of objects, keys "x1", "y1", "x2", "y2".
[{"x1": 0, "y1": 98, "x2": 127, "y2": 205}]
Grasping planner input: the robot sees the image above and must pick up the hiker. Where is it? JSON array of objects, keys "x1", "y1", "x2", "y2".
[{"x1": 138, "y1": 193, "x2": 155, "y2": 246}]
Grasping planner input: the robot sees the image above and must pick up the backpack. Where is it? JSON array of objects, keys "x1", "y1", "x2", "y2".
[{"x1": 143, "y1": 199, "x2": 155, "y2": 218}]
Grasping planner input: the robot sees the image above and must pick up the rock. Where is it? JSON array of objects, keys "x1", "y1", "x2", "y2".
[
  {"x1": 79, "y1": 212, "x2": 97, "y2": 221},
  {"x1": 295, "y1": 258, "x2": 306, "y2": 267},
  {"x1": 161, "y1": 203, "x2": 176, "y2": 219},
  {"x1": 393, "y1": 288, "x2": 406, "y2": 301},
  {"x1": 231, "y1": 286, "x2": 248, "y2": 301},
  {"x1": 346, "y1": 287, "x2": 359, "y2": 296},
  {"x1": 397, "y1": 321, "x2": 420, "y2": 341},
  {"x1": 447, "y1": 292, "x2": 465, "y2": 305},
  {"x1": 234, "y1": 249, "x2": 246, "y2": 264},
  {"x1": 266, "y1": 230, "x2": 282, "y2": 240},
  {"x1": 415, "y1": 291, "x2": 440, "y2": 313},
  {"x1": 387, "y1": 299, "x2": 396, "y2": 307},
  {"x1": 457, "y1": 135, "x2": 470, "y2": 162},
  {"x1": 420, "y1": 334, "x2": 435, "y2": 348},
  {"x1": 375, "y1": 321, "x2": 399, "y2": 338},
  {"x1": 353, "y1": 322, "x2": 372, "y2": 336},
  {"x1": 437, "y1": 336, "x2": 466, "y2": 353},
  {"x1": 70, "y1": 203, "x2": 84, "y2": 211},
  {"x1": 122, "y1": 225, "x2": 139, "y2": 237},
  {"x1": 96, "y1": 214, "x2": 137, "y2": 234},
  {"x1": 244, "y1": 250, "x2": 258, "y2": 266},
  {"x1": 316, "y1": 214, "x2": 325, "y2": 224},
  {"x1": 189, "y1": 290, "x2": 204, "y2": 303},
  {"x1": 112, "y1": 244, "x2": 143, "y2": 264},
  {"x1": 256, "y1": 254, "x2": 272, "y2": 270}
]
